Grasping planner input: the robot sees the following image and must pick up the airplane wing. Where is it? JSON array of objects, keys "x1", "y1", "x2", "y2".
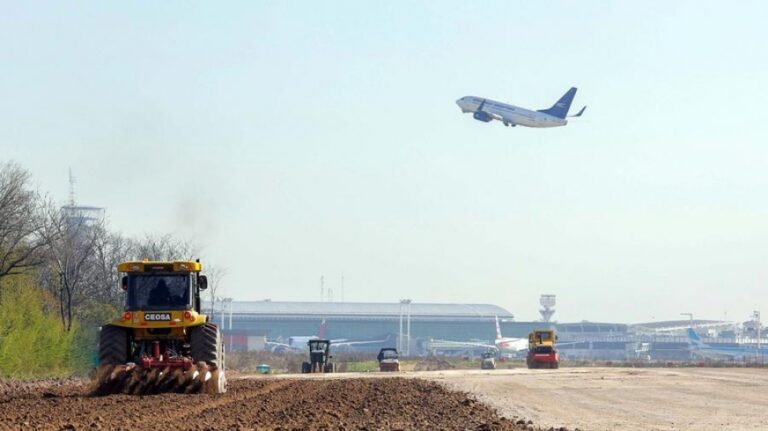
[
  {"x1": 482, "y1": 107, "x2": 506, "y2": 122},
  {"x1": 427, "y1": 339, "x2": 499, "y2": 352},
  {"x1": 265, "y1": 341, "x2": 302, "y2": 352},
  {"x1": 332, "y1": 334, "x2": 392, "y2": 347},
  {"x1": 484, "y1": 109, "x2": 518, "y2": 126}
]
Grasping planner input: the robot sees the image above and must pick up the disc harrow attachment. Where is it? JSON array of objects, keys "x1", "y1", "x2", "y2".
[{"x1": 91, "y1": 362, "x2": 225, "y2": 396}]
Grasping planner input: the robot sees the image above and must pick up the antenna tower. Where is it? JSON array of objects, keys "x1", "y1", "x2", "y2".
[
  {"x1": 320, "y1": 275, "x2": 325, "y2": 302},
  {"x1": 68, "y1": 168, "x2": 76, "y2": 206}
]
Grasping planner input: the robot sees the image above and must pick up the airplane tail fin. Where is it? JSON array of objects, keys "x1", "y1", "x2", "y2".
[
  {"x1": 318, "y1": 318, "x2": 326, "y2": 339},
  {"x1": 538, "y1": 87, "x2": 577, "y2": 119},
  {"x1": 687, "y1": 328, "x2": 705, "y2": 350},
  {"x1": 495, "y1": 316, "x2": 503, "y2": 340}
]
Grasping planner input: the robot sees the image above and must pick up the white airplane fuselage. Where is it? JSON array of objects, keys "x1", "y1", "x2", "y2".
[
  {"x1": 495, "y1": 337, "x2": 528, "y2": 352},
  {"x1": 493, "y1": 316, "x2": 529, "y2": 353},
  {"x1": 456, "y1": 96, "x2": 567, "y2": 128}
]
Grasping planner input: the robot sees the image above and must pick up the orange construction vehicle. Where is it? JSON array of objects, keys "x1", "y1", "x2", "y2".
[{"x1": 526, "y1": 329, "x2": 559, "y2": 369}]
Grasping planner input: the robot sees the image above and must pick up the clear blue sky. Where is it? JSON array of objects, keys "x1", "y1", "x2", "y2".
[{"x1": 2, "y1": 1, "x2": 767, "y2": 322}]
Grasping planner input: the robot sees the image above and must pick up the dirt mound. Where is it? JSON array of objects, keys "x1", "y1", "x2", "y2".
[{"x1": 0, "y1": 377, "x2": 545, "y2": 430}]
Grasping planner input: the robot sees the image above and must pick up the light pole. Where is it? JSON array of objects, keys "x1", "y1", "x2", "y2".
[
  {"x1": 217, "y1": 296, "x2": 225, "y2": 328},
  {"x1": 754, "y1": 310, "x2": 761, "y2": 363},
  {"x1": 405, "y1": 300, "x2": 412, "y2": 356},
  {"x1": 222, "y1": 297, "x2": 234, "y2": 330},
  {"x1": 219, "y1": 297, "x2": 233, "y2": 351},
  {"x1": 399, "y1": 299, "x2": 412, "y2": 354},
  {"x1": 398, "y1": 300, "x2": 404, "y2": 353}
]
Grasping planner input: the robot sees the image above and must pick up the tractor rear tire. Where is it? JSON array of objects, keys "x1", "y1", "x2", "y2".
[
  {"x1": 324, "y1": 362, "x2": 335, "y2": 373},
  {"x1": 301, "y1": 362, "x2": 311, "y2": 373},
  {"x1": 190, "y1": 323, "x2": 223, "y2": 368},
  {"x1": 190, "y1": 323, "x2": 226, "y2": 394},
  {"x1": 98, "y1": 324, "x2": 129, "y2": 365}
]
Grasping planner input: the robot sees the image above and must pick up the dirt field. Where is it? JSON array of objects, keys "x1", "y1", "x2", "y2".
[
  {"x1": 2, "y1": 367, "x2": 764, "y2": 430},
  {"x1": 0, "y1": 377, "x2": 530, "y2": 430},
  {"x1": 422, "y1": 367, "x2": 768, "y2": 431}
]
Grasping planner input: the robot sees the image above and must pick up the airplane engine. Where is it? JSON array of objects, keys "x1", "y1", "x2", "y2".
[{"x1": 473, "y1": 111, "x2": 492, "y2": 122}]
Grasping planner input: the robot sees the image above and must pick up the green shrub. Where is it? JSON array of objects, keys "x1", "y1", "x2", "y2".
[{"x1": 0, "y1": 276, "x2": 80, "y2": 378}]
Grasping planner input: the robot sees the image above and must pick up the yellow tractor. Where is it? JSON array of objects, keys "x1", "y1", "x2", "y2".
[{"x1": 93, "y1": 260, "x2": 226, "y2": 395}]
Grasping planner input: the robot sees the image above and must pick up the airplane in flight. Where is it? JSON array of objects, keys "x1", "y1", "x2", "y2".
[
  {"x1": 687, "y1": 328, "x2": 768, "y2": 359},
  {"x1": 456, "y1": 87, "x2": 586, "y2": 128}
]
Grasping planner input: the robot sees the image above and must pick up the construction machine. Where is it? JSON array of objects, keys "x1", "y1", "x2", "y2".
[
  {"x1": 301, "y1": 339, "x2": 335, "y2": 373},
  {"x1": 377, "y1": 348, "x2": 400, "y2": 372},
  {"x1": 526, "y1": 329, "x2": 559, "y2": 369},
  {"x1": 480, "y1": 351, "x2": 496, "y2": 370},
  {"x1": 93, "y1": 260, "x2": 226, "y2": 395}
]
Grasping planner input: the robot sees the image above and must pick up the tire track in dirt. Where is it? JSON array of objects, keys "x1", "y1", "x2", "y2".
[{"x1": 130, "y1": 379, "x2": 293, "y2": 427}]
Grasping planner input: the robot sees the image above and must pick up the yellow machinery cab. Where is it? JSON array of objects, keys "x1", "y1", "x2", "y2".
[{"x1": 112, "y1": 260, "x2": 208, "y2": 339}]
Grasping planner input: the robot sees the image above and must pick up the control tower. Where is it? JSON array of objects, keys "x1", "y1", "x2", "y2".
[{"x1": 539, "y1": 294, "x2": 556, "y2": 322}]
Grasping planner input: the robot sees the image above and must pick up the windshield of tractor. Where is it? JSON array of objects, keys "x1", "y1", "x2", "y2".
[
  {"x1": 379, "y1": 349, "x2": 398, "y2": 359},
  {"x1": 126, "y1": 273, "x2": 192, "y2": 311}
]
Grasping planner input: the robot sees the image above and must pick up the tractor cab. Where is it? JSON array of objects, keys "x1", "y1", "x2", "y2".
[
  {"x1": 480, "y1": 351, "x2": 496, "y2": 370},
  {"x1": 119, "y1": 261, "x2": 208, "y2": 314},
  {"x1": 302, "y1": 339, "x2": 335, "y2": 373},
  {"x1": 377, "y1": 348, "x2": 400, "y2": 372},
  {"x1": 309, "y1": 339, "x2": 330, "y2": 363},
  {"x1": 377, "y1": 348, "x2": 399, "y2": 361}
]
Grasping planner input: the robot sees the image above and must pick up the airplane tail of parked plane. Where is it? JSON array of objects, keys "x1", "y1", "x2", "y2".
[
  {"x1": 318, "y1": 318, "x2": 327, "y2": 339},
  {"x1": 495, "y1": 316, "x2": 503, "y2": 340},
  {"x1": 538, "y1": 87, "x2": 578, "y2": 119},
  {"x1": 687, "y1": 328, "x2": 706, "y2": 350}
]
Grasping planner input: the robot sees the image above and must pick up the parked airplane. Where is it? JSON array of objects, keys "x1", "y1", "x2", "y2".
[
  {"x1": 428, "y1": 317, "x2": 528, "y2": 355},
  {"x1": 687, "y1": 328, "x2": 768, "y2": 359},
  {"x1": 456, "y1": 87, "x2": 586, "y2": 128},
  {"x1": 494, "y1": 316, "x2": 529, "y2": 352},
  {"x1": 267, "y1": 319, "x2": 389, "y2": 351},
  {"x1": 285, "y1": 318, "x2": 335, "y2": 349}
]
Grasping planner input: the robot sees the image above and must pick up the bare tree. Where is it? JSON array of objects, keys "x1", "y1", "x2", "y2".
[
  {"x1": 0, "y1": 162, "x2": 45, "y2": 282},
  {"x1": 0, "y1": 161, "x2": 217, "y2": 331},
  {"x1": 37, "y1": 199, "x2": 102, "y2": 331},
  {"x1": 205, "y1": 266, "x2": 226, "y2": 321},
  {"x1": 83, "y1": 228, "x2": 135, "y2": 314},
  {"x1": 131, "y1": 234, "x2": 197, "y2": 261}
]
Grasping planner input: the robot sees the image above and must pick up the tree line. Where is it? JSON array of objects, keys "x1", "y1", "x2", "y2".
[{"x1": 0, "y1": 161, "x2": 223, "y2": 375}]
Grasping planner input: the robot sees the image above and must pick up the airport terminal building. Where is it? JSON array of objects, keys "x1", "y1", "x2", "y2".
[
  {"x1": 214, "y1": 300, "x2": 543, "y2": 352},
  {"x1": 214, "y1": 301, "x2": 745, "y2": 361}
]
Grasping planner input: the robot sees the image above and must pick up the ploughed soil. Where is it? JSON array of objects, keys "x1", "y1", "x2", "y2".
[{"x1": 0, "y1": 377, "x2": 551, "y2": 431}]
